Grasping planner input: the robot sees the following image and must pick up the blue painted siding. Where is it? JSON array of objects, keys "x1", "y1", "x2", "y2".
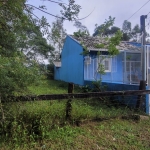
[
  {"x1": 100, "y1": 53, "x2": 124, "y2": 82},
  {"x1": 84, "y1": 52, "x2": 124, "y2": 83},
  {"x1": 146, "y1": 86, "x2": 150, "y2": 115},
  {"x1": 84, "y1": 80, "x2": 140, "y2": 108},
  {"x1": 54, "y1": 40, "x2": 143, "y2": 85},
  {"x1": 54, "y1": 36, "x2": 84, "y2": 85},
  {"x1": 111, "y1": 53, "x2": 124, "y2": 82},
  {"x1": 84, "y1": 81, "x2": 139, "y2": 91},
  {"x1": 84, "y1": 51, "x2": 142, "y2": 84}
]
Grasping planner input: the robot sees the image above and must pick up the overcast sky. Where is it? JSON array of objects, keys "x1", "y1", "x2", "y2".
[{"x1": 28, "y1": 0, "x2": 150, "y2": 35}]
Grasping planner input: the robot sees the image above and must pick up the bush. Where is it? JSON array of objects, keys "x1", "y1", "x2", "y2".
[{"x1": 46, "y1": 64, "x2": 54, "y2": 80}]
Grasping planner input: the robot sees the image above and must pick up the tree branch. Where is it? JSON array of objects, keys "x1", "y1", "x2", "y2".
[
  {"x1": 25, "y1": 4, "x2": 94, "y2": 21},
  {"x1": 26, "y1": 4, "x2": 64, "y2": 19},
  {"x1": 77, "y1": 7, "x2": 95, "y2": 21},
  {"x1": 24, "y1": 4, "x2": 40, "y2": 20},
  {"x1": 41, "y1": 0, "x2": 68, "y2": 6}
]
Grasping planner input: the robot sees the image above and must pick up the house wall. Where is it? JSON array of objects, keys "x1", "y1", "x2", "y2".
[
  {"x1": 54, "y1": 36, "x2": 84, "y2": 85},
  {"x1": 107, "y1": 53, "x2": 123, "y2": 83},
  {"x1": 84, "y1": 51, "x2": 142, "y2": 84},
  {"x1": 146, "y1": 86, "x2": 150, "y2": 115},
  {"x1": 84, "y1": 52, "x2": 124, "y2": 83}
]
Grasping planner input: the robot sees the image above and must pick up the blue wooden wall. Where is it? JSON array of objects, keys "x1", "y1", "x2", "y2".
[
  {"x1": 101, "y1": 53, "x2": 124, "y2": 83},
  {"x1": 146, "y1": 86, "x2": 150, "y2": 115},
  {"x1": 84, "y1": 52, "x2": 141, "y2": 84},
  {"x1": 54, "y1": 36, "x2": 84, "y2": 85},
  {"x1": 84, "y1": 52, "x2": 124, "y2": 83}
]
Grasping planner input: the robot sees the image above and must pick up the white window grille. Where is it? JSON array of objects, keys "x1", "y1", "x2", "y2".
[
  {"x1": 103, "y1": 58, "x2": 111, "y2": 72},
  {"x1": 112, "y1": 56, "x2": 117, "y2": 72},
  {"x1": 123, "y1": 61, "x2": 141, "y2": 84},
  {"x1": 84, "y1": 56, "x2": 91, "y2": 65},
  {"x1": 98, "y1": 56, "x2": 111, "y2": 72}
]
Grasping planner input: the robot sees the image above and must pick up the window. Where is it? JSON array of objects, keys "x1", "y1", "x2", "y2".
[
  {"x1": 103, "y1": 58, "x2": 111, "y2": 72},
  {"x1": 98, "y1": 56, "x2": 111, "y2": 72},
  {"x1": 84, "y1": 56, "x2": 91, "y2": 65}
]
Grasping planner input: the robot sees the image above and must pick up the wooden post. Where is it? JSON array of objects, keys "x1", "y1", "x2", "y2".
[
  {"x1": 66, "y1": 83, "x2": 74, "y2": 121},
  {"x1": 136, "y1": 80, "x2": 146, "y2": 110},
  {"x1": 68, "y1": 83, "x2": 74, "y2": 93}
]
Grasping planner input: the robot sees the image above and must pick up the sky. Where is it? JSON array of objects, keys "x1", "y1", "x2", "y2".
[{"x1": 27, "y1": 0, "x2": 150, "y2": 35}]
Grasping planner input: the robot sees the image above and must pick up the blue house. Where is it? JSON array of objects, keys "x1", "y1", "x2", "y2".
[
  {"x1": 54, "y1": 35, "x2": 142, "y2": 85},
  {"x1": 54, "y1": 35, "x2": 150, "y2": 114}
]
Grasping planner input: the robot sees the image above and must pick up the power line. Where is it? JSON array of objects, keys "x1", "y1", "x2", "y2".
[
  {"x1": 147, "y1": 11, "x2": 150, "y2": 16},
  {"x1": 126, "y1": 0, "x2": 150, "y2": 21},
  {"x1": 119, "y1": 0, "x2": 150, "y2": 28}
]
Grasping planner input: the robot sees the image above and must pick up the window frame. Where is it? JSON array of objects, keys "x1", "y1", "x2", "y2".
[{"x1": 98, "y1": 55, "x2": 112, "y2": 72}]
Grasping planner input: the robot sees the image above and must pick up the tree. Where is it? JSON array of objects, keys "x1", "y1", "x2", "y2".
[
  {"x1": 49, "y1": 18, "x2": 67, "y2": 54},
  {"x1": 93, "y1": 25, "x2": 120, "y2": 37},
  {"x1": 131, "y1": 24, "x2": 141, "y2": 42},
  {"x1": 17, "y1": 20, "x2": 54, "y2": 61},
  {"x1": 73, "y1": 21, "x2": 90, "y2": 39},
  {"x1": 0, "y1": 0, "x2": 81, "y2": 99},
  {"x1": 122, "y1": 20, "x2": 131, "y2": 33},
  {"x1": 93, "y1": 16, "x2": 119, "y2": 37},
  {"x1": 82, "y1": 16, "x2": 122, "y2": 91},
  {"x1": 0, "y1": 0, "x2": 81, "y2": 54},
  {"x1": 75, "y1": 16, "x2": 122, "y2": 60},
  {"x1": 109, "y1": 26, "x2": 120, "y2": 35},
  {"x1": 74, "y1": 20, "x2": 89, "y2": 34},
  {"x1": 122, "y1": 20, "x2": 131, "y2": 41},
  {"x1": 93, "y1": 24, "x2": 109, "y2": 36},
  {"x1": 122, "y1": 33, "x2": 131, "y2": 41}
]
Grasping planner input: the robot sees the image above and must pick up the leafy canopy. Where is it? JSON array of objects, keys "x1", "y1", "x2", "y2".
[{"x1": 0, "y1": 0, "x2": 81, "y2": 98}]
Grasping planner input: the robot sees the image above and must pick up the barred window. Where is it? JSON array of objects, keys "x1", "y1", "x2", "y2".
[{"x1": 98, "y1": 56, "x2": 111, "y2": 72}]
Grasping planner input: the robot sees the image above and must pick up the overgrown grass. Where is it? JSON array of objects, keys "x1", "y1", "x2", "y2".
[
  {"x1": 28, "y1": 79, "x2": 69, "y2": 94},
  {"x1": 0, "y1": 79, "x2": 149, "y2": 150}
]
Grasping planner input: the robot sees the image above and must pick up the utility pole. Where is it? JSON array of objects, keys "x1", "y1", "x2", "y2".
[
  {"x1": 136, "y1": 15, "x2": 147, "y2": 110},
  {"x1": 140, "y1": 15, "x2": 147, "y2": 81}
]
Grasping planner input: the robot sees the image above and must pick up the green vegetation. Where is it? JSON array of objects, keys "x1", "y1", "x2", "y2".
[
  {"x1": 0, "y1": 0, "x2": 81, "y2": 99},
  {"x1": 0, "y1": 80, "x2": 149, "y2": 150},
  {"x1": 28, "y1": 80, "x2": 68, "y2": 95}
]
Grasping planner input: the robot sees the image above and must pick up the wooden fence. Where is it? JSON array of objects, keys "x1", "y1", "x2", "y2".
[
  {"x1": 2, "y1": 89, "x2": 150, "y2": 120},
  {"x1": 3, "y1": 90, "x2": 150, "y2": 102}
]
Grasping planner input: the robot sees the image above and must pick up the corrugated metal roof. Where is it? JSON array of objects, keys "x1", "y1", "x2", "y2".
[{"x1": 68, "y1": 35, "x2": 141, "y2": 52}]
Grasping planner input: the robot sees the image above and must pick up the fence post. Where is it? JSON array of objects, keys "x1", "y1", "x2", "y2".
[
  {"x1": 136, "y1": 80, "x2": 146, "y2": 110},
  {"x1": 66, "y1": 83, "x2": 74, "y2": 121}
]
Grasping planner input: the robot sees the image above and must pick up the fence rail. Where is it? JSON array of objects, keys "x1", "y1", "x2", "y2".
[{"x1": 3, "y1": 90, "x2": 150, "y2": 102}]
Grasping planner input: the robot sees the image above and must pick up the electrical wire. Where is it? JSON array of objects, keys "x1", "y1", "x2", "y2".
[
  {"x1": 119, "y1": 0, "x2": 150, "y2": 28},
  {"x1": 126, "y1": 0, "x2": 150, "y2": 21},
  {"x1": 147, "y1": 11, "x2": 150, "y2": 16}
]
